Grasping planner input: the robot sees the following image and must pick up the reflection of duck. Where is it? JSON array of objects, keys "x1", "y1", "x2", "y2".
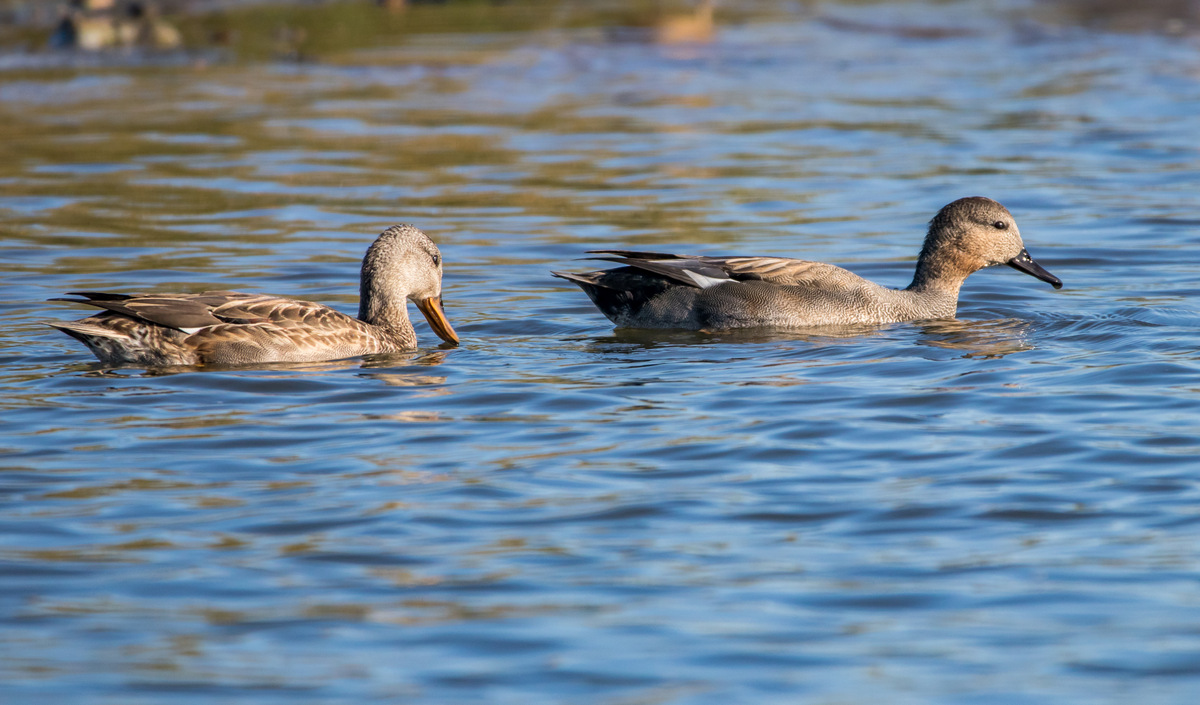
[
  {"x1": 554, "y1": 198, "x2": 1063, "y2": 331},
  {"x1": 51, "y1": 0, "x2": 181, "y2": 51},
  {"x1": 915, "y1": 318, "x2": 1034, "y2": 359},
  {"x1": 46, "y1": 225, "x2": 458, "y2": 367}
]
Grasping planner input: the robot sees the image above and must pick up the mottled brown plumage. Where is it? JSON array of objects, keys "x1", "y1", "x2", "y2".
[
  {"x1": 46, "y1": 225, "x2": 458, "y2": 366},
  {"x1": 553, "y1": 197, "x2": 1062, "y2": 330}
]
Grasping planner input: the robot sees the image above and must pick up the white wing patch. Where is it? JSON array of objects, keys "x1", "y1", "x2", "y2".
[{"x1": 683, "y1": 270, "x2": 732, "y2": 289}]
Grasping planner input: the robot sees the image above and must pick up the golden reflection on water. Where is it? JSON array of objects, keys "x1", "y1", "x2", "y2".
[
  {"x1": 39, "y1": 477, "x2": 215, "y2": 499},
  {"x1": 0, "y1": 9, "x2": 836, "y2": 272},
  {"x1": 19, "y1": 540, "x2": 172, "y2": 563}
]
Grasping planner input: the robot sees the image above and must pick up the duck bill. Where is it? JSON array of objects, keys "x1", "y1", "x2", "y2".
[
  {"x1": 1006, "y1": 248, "x2": 1063, "y2": 290},
  {"x1": 415, "y1": 296, "x2": 459, "y2": 345}
]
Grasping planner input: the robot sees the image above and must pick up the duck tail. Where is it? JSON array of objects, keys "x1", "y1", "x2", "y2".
[
  {"x1": 551, "y1": 270, "x2": 610, "y2": 288},
  {"x1": 43, "y1": 320, "x2": 129, "y2": 344},
  {"x1": 43, "y1": 320, "x2": 191, "y2": 366}
]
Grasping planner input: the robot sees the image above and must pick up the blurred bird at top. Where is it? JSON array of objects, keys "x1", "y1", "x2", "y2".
[
  {"x1": 655, "y1": 0, "x2": 715, "y2": 44},
  {"x1": 51, "y1": 0, "x2": 181, "y2": 51},
  {"x1": 604, "y1": 0, "x2": 717, "y2": 45},
  {"x1": 376, "y1": 0, "x2": 453, "y2": 14}
]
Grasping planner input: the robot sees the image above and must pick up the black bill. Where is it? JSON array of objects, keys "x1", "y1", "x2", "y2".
[{"x1": 1006, "y1": 248, "x2": 1062, "y2": 290}]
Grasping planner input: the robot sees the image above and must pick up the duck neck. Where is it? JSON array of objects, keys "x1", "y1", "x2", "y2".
[
  {"x1": 903, "y1": 254, "x2": 968, "y2": 319},
  {"x1": 359, "y1": 284, "x2": 416, "y2": 349},
  {"x1": 908, "y1": 259, "x2": 964, "y2": 294}
]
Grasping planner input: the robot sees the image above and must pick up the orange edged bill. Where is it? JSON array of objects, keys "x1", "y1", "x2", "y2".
[{"x1": 416, "y1": 296, "x2": 459, "y2": 345}]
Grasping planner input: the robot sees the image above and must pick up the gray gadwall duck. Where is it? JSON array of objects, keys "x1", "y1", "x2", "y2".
[
  {"x1": 553, "y1": 197, "x2": 1062, "y2": 330},
  {"x1": 46, "y1": 224, "x2": 458, "y2": 366}
]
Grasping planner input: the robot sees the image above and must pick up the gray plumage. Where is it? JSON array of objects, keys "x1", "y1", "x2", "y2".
[
  {"x1": 46, "y1": 225, "x2": 459, "y2": 366},
  {"x1": 553, "y1": 197, "x2": 1062, "y2": 330}
]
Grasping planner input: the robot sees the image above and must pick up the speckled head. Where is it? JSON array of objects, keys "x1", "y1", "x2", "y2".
[{"x1": 359, "y1": 224, "x2": 458, "y2": 344}]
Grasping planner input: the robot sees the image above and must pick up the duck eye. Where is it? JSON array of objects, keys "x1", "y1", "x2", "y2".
[
  {"x1": 432, "y1": 254, "x2": 441, "y2": 266},
  {"x1": 992, "y1": 220, "x2": 1008, "y2": 230}
]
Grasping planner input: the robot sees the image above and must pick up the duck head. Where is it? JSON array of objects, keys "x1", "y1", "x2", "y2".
[
  {"x1": 360, "y1": 224, "x2": 459, "y2": 344},
  {"x1": 917, "y1": 197, "x2": 1062, "y2": 290}
]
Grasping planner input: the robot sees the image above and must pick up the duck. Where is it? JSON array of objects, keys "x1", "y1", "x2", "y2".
[
  {"x1": 51, "y1": 0, "x2": 181, "y2": 52},
  {"x1": 46, "y1": 224, "x2": 458, "y2": 367},
  {"x1": 553, "y1": 197, "x2": 1062, "y2": 330}
]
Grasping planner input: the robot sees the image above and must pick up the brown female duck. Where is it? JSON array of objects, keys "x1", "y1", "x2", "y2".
[
  {"x1": 47, "y1": 224, "x2": 458, "y2": 366},
  {"x1": 553, "y1": 197, "x2": 1062, "y2": 330}
]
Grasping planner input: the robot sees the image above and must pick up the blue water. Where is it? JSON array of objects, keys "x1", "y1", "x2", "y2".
[{"x1": 3, "y1": 1, "x2": 1200, "y2": 703}]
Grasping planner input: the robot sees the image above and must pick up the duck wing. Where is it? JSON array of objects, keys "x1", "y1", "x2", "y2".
[
  {"x1": 586, "y1": 250, "x2": 854, "y2": 290},
  {"x1": 207, "y1": 295, "x2": 360, "y2": 329},
  {"x1": 586, "y1": 251, "x2": 733, "y2": 289},
  {"x1": 714, "y1": 257, "x2": 860, "y2": 288},
  {"x1": 50, "y1": 291, "x2": 325, "y2": 332}
]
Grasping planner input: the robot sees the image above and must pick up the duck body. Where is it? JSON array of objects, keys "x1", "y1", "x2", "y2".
[
  {"x1": 556, "y1": 254, "x2": 959, "y2": 329},
  {"x1": 554, "y1": 197, "x2": 1062, "y2": 331},
  {"x1": 47, "y1": 225, "x2": 458, "y2": 367}
]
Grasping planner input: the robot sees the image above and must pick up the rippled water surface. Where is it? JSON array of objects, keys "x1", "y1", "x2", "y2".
[{"x1": 4, "y1": 1, "x2": 1200, "y2": 702}]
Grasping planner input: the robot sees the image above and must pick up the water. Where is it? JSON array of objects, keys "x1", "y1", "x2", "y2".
[{"x1": 3, "y1": 1, "x2": 1200, "y2": 702}]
